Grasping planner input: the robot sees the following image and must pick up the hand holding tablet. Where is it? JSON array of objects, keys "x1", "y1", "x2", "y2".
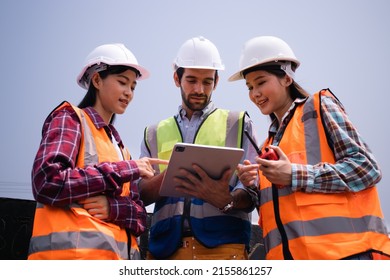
[{"x1": 159, "y1": 143, "x2": 244, "y2": 198}]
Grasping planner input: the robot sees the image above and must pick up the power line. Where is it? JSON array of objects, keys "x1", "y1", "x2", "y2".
[{"x1": 0, "y1": 181, "x2": 31, "y2": 187}]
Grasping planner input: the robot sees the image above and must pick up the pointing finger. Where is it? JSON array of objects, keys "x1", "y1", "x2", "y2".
[{"x1": 149, "y1": 158, "x2": 169, "y2": 165}]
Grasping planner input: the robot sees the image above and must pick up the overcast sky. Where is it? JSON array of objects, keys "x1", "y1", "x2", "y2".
[{"x1": 1, "y1": 0, "x2": 389, "y2": 228}]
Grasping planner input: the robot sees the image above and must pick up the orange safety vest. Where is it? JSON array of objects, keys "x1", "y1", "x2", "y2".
[
  {"x1": 258, "y1": 89, "x2": 390, "y2": 260},
  {"x1": 28, "y1": 102, "x2": 140, "y2": 260}
]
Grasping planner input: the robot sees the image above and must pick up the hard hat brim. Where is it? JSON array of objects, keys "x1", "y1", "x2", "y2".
[
  {"x1": 228, "y1": 57, "x2": 300, "y2": 82},
  {"x1": 77, "y1": 62, "x2": 150, "y2": 90},
  {"x1": 173, "y1": 64, "x2": 225, "y2": 71}
]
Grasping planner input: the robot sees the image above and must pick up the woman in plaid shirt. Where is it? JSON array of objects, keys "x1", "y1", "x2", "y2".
[
  {"x1": 28, "y1": 43, "x2": 167, "y2": 260},
  {"x1": 232, "y1": 36, "x2": 390, "y2": 260}
]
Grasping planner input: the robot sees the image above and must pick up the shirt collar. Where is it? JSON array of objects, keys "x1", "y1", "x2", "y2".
[
  {"x1": 83, "y1": 107, "x2": 124, "y2": 148},
  {"x1": 269, "y1": 96, "x2": 308, "y2": 134},
  {"x1": 177, "y1": 101, "x2": 216, "y2": 120}
]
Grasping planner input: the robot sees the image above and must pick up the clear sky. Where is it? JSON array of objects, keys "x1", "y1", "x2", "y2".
[{"x1": 0, "y1": 0, "x2": 389, "y2": 228}]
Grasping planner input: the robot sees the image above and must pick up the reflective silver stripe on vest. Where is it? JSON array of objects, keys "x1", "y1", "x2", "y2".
[
  {"x1": 260, "y1": 187, "x2": 292, "y2": 205},
  {"x1": 79, "y1": 110, "x2": 98, "y2": 166},
  {"x1": 151, "y1": 201, "x2": 185, "y2": 226},
  {"x1": 145, "y1": 124, "x2": 159, "y2": 170},
  {"x1": 129, "y1": 248, "x2": 141, "y2": 260},
  {"x1": 225, "y1": 111, "x2": 241, "y2": 148},
  {"x1": 264, "y1": 215, "x2": 389, "y2": 252},
  {"x1": 151, "y1": 200, "x2": 250, "y2": 226},
  {"x1": 36, "y1": 202, "x2": 44, "y2": 208},
  {"x1": 28, "y1": 230, "x2": 128, "y2": 259},
  {"x1": 301, "y1": 96, "x2": 321, "y2": 165},
  {"x1": 191, "y1": 202, "x2": 250, "y2": 220}
]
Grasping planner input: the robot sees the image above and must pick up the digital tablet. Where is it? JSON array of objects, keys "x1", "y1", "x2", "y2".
[{"x1": 159, "y1": 143, "x2": 244, "y2": 198}]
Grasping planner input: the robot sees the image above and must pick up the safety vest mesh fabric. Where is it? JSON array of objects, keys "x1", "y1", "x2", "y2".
[
  {"x1": 145, "y1": 109, "x2": 251, "y2": 259},
  {"x1": 28, "y1": 102, "x2": 140, "y2": 260},
  {"x1": 258, "y1": 89, "x2": 390, "y2": 260}
]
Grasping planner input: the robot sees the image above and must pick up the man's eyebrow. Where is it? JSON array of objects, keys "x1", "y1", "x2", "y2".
[{"x1": 185, "y1": 75, "x2": 214, "y2": 81}]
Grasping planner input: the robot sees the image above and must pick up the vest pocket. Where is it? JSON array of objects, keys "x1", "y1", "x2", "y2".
[
  {"x1": 293, "y1": 192, "x2": 360, "y2": 244},
  {"x1": 294, "y1": 192, "x2": 350, "y2": 220}
]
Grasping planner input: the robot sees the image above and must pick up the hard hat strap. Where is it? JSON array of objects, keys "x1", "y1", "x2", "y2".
[
  {"x1": 280, "y1": 62, "x2": 295, "y2": 80},
  {"x1": 81, "y1": 63, "x2": 109, "y2": 88}
]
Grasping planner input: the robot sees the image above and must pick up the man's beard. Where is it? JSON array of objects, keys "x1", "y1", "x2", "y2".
[{"x1": 181, "y1": 89, "x2": 211, "y2": 112}]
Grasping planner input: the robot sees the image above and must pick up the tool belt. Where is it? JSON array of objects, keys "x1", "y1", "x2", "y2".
[{"x1": 147, "y1": 237, "x2": 248, "y2": 260}]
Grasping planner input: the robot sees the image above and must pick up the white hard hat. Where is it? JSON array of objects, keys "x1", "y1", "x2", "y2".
[
  {"x1": 228, "y1": 36, "x2": 300, "y2": 81},
  {"x1": 77, "y1": 43, "x2": 150, "y2": 89},
  {"x1": 173, "y1": 36, "x2": 225, "y2": 71}
]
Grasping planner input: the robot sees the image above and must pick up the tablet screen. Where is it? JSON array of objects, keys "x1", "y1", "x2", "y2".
[{"x1": 159, "y1": 143, "x2": 244, "y2": 198}]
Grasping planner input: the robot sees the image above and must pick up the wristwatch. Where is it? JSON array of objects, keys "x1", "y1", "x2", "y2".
[{"x1": 219, "y1": 194, "x2": 235, "y2": 214}]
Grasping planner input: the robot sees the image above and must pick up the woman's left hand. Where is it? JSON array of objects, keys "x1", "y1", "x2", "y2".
[{"x1": 79, "y1": 195, "x2": 110, "y2": 220}]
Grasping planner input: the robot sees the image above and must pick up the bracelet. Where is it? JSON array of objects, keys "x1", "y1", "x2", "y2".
[{"x1": 219, "y1": 193, "x2": 235, "y2": 214}]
